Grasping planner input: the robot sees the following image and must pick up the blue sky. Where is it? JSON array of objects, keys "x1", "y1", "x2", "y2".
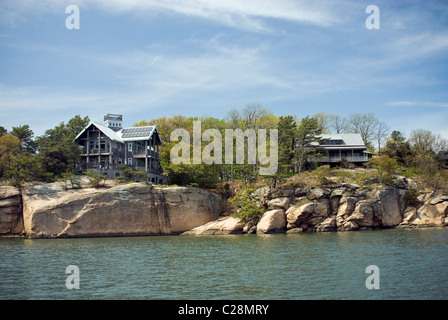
[{"x1": 1, "y1": 0, "x2": 448, "y2": 138}]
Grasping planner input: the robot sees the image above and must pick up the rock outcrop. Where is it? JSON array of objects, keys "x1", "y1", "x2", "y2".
[
  {"x1": 182, "y1": 216, "x2": 245, "y2": 235},
  {"x1": 1, "y1": 174, "x2": 447, "y2": 238},
  {"x1": 0, "y1": 186, "x2": 24, "y2": 235},
  {"x1": 13, "y1": 182, "x2": 224, "y2": 238},
  {"x1": 189, "y1": 176, "x2": 447, "y2": 235}
]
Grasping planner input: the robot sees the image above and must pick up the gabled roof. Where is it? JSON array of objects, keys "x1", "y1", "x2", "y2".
[
  {"x1": 74, "y1": 122, "x2": 162, "y2": 144},
  {"x1": 319, "y1": 134, "x2": 365, "y2": 146},
  {"x1": 74, "y1": 122, "x2": 122, "y2": 143}
]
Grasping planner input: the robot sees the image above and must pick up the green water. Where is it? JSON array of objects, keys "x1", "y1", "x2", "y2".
[{"x1": 1, "y1": 228, "x2": 447, "y2": 299}]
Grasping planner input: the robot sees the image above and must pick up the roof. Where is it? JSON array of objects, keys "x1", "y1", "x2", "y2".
[
  {"x1": 318, "y1": 134, "x2": 366, "y2": 147},
  {"x1": 74, "y1": 122, "x2": 161, "y2": 144},
  {"x1": 120, "y1": 126, "x2": 155, "y2": 142}
]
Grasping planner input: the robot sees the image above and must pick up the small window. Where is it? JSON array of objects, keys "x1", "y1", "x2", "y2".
[
  {"x1": 128, "y1": 142, "x2": 132, "y2": 152},
  {"x1": 128, "y1": 158, "x2": 133, "y2": 166}
]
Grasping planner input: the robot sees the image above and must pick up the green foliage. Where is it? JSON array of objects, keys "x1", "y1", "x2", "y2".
[
  {"x1": 35, "y1": 115, "x2": 90, "y2": 178},
  {"x1": 58, "y1": 172, "x2": 81, "y2": 189},
  {"x1": 229, "y1": 187, "x2": 265, "y2": 222},
  {"x1": 366, "y1": 155, "x2": 398, "y2": 185},
  {"x1": 294, "y1": 116, "x2": 325, "y2": 173},
  {"x1": 84, "y1": 169, "x2": 106, "y2": 188},
  {"x1": 115, "y1": 164, "x2": 147, "y2": 182},
  {"x1": 277, "y1": 115, "x2": 298, "y2": 173},
  {"x1": 10, "y1": 125, "x2": 37, "y2": 154}
]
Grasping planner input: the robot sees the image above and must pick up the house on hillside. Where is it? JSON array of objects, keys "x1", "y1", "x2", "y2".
[
  {"x1": 74, "y1": 114, "x2": 167, "y2": 184},
  {"x1": 308, "y1": 133, "x2": 373, "y2": 165}
]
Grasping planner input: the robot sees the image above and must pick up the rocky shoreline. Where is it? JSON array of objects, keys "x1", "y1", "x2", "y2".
[
  {"x1": 1, "y1": 176, "x2": 447, "y2": 238},
  {"x1": 0, "y1": 182, "x2": 224, "y2": 238},
  {"x1": 184, "y1": 177, "x2": 448, "y2": 235}
]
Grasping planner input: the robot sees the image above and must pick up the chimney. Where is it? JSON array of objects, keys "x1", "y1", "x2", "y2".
[{"x1": 103, "y1": 114, "x2": 123, "y2": 132}]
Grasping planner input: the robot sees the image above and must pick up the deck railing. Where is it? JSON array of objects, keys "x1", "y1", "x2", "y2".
[{"x1": 308, "y1": 155, "x2": 369, "y2": 163}]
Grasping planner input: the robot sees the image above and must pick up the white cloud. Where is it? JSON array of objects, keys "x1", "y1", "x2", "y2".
[
  {"x1": 1, "y1": 0, "x2": 342, "y2": 32},
  {"x1": 387, "y1": 101, "x2": 448, "y2": 108}
]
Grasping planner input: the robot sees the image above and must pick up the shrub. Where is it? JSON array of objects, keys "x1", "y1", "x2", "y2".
[
  {"x1": 365, "y1": 155, "x2": 398, "y2": 185},
  {"x1": 84, "y1": 170, "x2": 106, "y2": 188},
  {"x1": 229, "y1": 187, "x2": 265, "y2": 222}
]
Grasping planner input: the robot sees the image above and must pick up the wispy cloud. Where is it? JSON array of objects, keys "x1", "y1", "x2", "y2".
[
  {"x1": 387, "y1": 101, "x2": 448, "y2": 108},
  {"x1": 1, "y1": 0, "x2": 343, "y2": 32}
]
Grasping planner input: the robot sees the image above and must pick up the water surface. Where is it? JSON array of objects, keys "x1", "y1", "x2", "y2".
[{"x1": 1, "y1": 228, "x2": 447, "y2": 299}]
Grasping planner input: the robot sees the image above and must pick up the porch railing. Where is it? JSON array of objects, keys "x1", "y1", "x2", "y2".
[{"x1": 308, "y1": 155, "x2": 369, "y2": 163}]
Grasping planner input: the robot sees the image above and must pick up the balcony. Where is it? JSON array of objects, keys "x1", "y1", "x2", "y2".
[{"x1": 308, "y1": 155, "x2": 369, "y2": 163}]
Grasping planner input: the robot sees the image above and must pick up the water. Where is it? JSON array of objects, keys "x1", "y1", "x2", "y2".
[{"x1": 1, "y1": 228, "x2": 447, "y2": 300}]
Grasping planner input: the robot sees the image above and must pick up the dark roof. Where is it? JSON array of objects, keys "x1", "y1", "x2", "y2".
[{"x1": 75, "y1": 123, "x2": 162, "y2": 144}]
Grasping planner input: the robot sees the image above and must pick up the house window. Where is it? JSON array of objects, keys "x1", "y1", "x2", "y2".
[
  {"x1": 128, "y1": 158, "x2": 133, "y2": 166},
  {"x1": 128, "y1": 142, "x2": 132, "y2": 152}
]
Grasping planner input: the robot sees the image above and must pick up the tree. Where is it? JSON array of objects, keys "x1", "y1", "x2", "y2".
[
  {"x1": 382, "y1": 131, "x2": 413, "y2": 166},
  {"x1": 294, "y1": 116, "x2": 325, "y2": 173},
  {"x1": 347, "y1": 112, "x2": 379, "y2": 148},
  {"x1": 226, "y1": 108, "x2": 242, "y2": 129},
  {"x1": 0, "y1": 133, "x2": 40, "y2": 185},
  {"x1": 328, "y1": 113, "x2": 347, "y2": 134},
  {"x1": 277, "y1": 115, "x2": 297, "y2": 173},
  {"x1": 408, "y1": 129, "x2": 448, "y2": 155},
  {"x1": 35, "y1": 115, "x2": 90, "y2": 179},
  {"x1": 0, "y1": 126, "x2": 7, "y2": 137},
  {"x1": 374, "y1": 121, "x2": 390, "y2": 155},
  {"x1": 10, "y1": 124, "x2": 36, "y2": 153},
  {"x1": 408, "y1": 129, "x2": 448, "y2": 170},
  {"x1": 241, "y1": 102, "x2": 268, "y2": 129},
  {"x1": 0, "y1": 134, "x2": 22, "y2": 179},
  {"x1": 366, "y1": 155, "x2": 398, "y2": 185},
  {"x1": 312, "y1": 112, "x2": 331, "y2": 134}
]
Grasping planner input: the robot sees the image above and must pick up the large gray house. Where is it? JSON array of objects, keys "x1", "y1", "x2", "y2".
[
  {"x1": 74, "y1": 114, "x2": 166, "y2": 184},
  {"x1": 309, "y1": 133, "x2": 373, "y2": 165}
]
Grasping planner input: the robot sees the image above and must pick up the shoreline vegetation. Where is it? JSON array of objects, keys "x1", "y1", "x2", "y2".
[
  {"x1": 1, "y1": 107, "x2": 447, "y2": 237},
  {"x1": 0, "y1": 165, "x2": 447, "y2": 238}
]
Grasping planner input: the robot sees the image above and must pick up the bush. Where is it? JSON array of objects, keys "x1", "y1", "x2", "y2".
[
  {"x1": 366, "y1": 155, "x2": 398, "y2": 185},
  {"x1": 84, "y1": 170, "x2": 106, "y2": 188},
  {"x1": 281, "y1": 165, "x2": 331, "y2": 189},
  {"x1": 229, "y1": 187, "x2": 265, "y2": 222}
]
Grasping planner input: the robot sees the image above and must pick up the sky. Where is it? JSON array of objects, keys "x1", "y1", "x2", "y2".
[{"x1": 1, "y1": 0, "x2": 448, "y2": 139}]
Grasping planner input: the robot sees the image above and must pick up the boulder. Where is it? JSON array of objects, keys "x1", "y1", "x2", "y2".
[
  {"x1": 346, "y1": 200, "x2": 380, "y2": 228},
  {"x1": 256, "y1": 209, "x2": 286, "y2": 234},
  {"x1": 182, "y1": 216, "x2": 245, "y2": 235},
  {"x1": 316, "y1": 216, "x2": 336, "y2": 232},
  {"x1": 0, "y1": 186, "x2": 23, "y2": 235},
  {"x1": 22, "y1": 183, "x2": 224, "y2": 238},
  {"x1": 286, "y1": 203, "x2": 315, "y2": 228},
  {"x1": 267, "y1": 197, "x2": 291, "y2": 210},
  {"x1": 336, "y1": 196, "x2": 358, "y2": 227},
  {"x1": 377, "y1": 187, "x2": 403, "y2": 227},
  {"x1": 410, "y1": 200, "x2": 448, "y2": 227}
]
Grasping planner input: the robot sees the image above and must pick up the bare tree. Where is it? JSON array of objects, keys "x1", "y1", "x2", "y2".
[
  {"x1": 328, "y1": 113, "x2": 347, "y2": 134},
  {"x1": 312, "y1": 112, "x2": 331, "y2": 133},
  {"x1": 241, "y1": 103, "x2": 268, "y2": 129},
  {"x1": 347, "y1": 112, "x2": 379, "y2": 147},
  {"x1": 227, "y1": 108, "x2": 241, "y2": 129},
  {"x1": 374, "y1": 121, "x2": 390, "y2": 155},
  {"x1": 409, "y1": 129, "x2": 448, "y2": 154}
]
